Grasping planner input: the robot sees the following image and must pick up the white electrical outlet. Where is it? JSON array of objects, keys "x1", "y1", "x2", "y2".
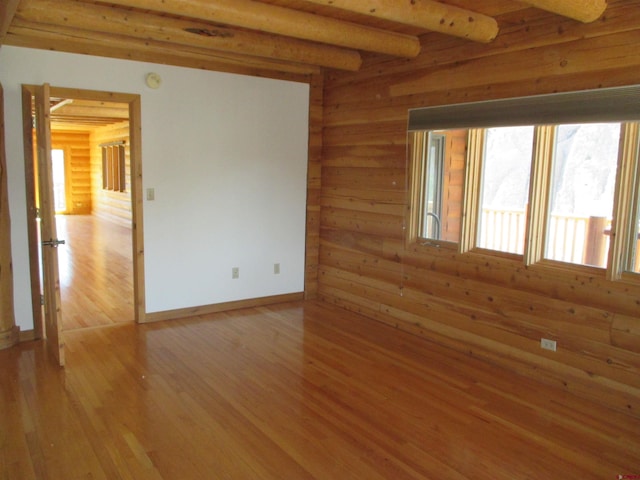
[
  {"x1": 274, "y1": 263, "x2": 280, "y2": 274},
  {"x1": 540, "y1": 338, "x2": 557, "y2": 352},
  {"x1": 232, "y1": 267, "x2": 239, "y2": 279}
]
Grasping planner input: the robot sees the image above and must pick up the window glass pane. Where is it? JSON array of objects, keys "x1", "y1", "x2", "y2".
[
  {"x1": 421, "y1": 133, "x2": 444, "y2": 239},
  {"x1": 477, "y1": 126, "x2": 534, "y2": 254},
  {"x1": 418, "y1": 129, "x2": 467, "y2": 243},
  {"x1": 630, "y1": 169, "x2": 640, "y2": 273},
  {"x1": 632, "y1": 215, "x2": 640, "y2": 273},
  {"x1": 51, "y1": 149, "x2": 66, "y2": 213},
  {"x1": 545, "y1": 123, "x2": 621, "y2": 267}
]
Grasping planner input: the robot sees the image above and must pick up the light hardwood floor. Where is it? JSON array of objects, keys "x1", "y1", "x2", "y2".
[
  {"x1": 56, "y1": 214, "x2": 134, "y2": 330},
  {"x1": 2, "y1": 300, "x2": 639, "y2": 479}
]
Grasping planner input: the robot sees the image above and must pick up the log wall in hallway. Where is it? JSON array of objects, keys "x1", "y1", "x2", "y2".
[{"x1": 90, "y1": 120, "x2": 131, "y2": 226}]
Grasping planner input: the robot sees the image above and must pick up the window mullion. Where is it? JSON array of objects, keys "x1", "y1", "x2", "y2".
[
  {"x1": 406, "y1": 131, "x2": 426, "y2": 247},
  {"x1": 524, "y1": 125, "x2": 554, "y2": 266},
  {"x1": 460, "y1": 129, "x2": 484, "y2": 253}
]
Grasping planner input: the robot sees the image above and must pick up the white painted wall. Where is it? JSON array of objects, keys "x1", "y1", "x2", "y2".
[{"x1": 0, "y1": 46, "x2": 309, "y2": 329}]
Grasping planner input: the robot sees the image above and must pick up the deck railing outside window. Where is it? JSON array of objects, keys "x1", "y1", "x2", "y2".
[{"x1": 479, "y1": 208, "x2": 613, "y2": 267}]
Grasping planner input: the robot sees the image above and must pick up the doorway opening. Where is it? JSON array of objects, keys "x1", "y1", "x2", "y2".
[
  {"x1": 49, "y1": 103, "x2": 133, "y2": 330},
  {"x1": 22, "y1": 85, "x2": 145, "y2": 340}
]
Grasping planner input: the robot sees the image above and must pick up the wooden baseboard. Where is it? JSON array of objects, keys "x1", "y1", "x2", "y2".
[
  {"x1": 142, "y1": 292, "x2": 304, "y2": 323},
  {"x1": 19, "y1": 329, "x2": 36, "y2": 342},
  {"x1": 0, "y1": 326, "x2": 20, "y2": 349}
]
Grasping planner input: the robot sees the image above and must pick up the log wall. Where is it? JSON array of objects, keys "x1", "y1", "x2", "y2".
[
  {"x1": 89, "y1": 121, "x2": 131, "y2": 225},
  {"x1": 305, "y1": 73, "x2": 323, "y2": 299},
  {"x1": 319, "y1": 1, "x2": 640, "y2": 417},
  {"x1": 0, "y1": 82, "x2": 18, "y2": 349},
  {"x1": 51, "y1": 130, "x2": 91, "y2": 214}
]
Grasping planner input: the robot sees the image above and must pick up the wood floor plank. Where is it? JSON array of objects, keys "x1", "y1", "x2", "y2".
[
  {"x1": 56, "y1": 214, "x2": 134, "y2": 330},
  {"x1": 2, "y1": 300, "x2": 639, "y2": 479}
]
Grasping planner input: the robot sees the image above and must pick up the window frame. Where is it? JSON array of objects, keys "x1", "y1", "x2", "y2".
[
  {"x1": 534, "y1": 122, "x2": 623, "y2": 270},
  {"x1": 101, "y1": 143, "x2": 126, "y2": 193},
  {"x1": 407, "y1": 85, "x2": 640, "y2": 281},
  {"x1": 406, "y1": 130, "x2": 426, "y2": 247},
  {"x1": 407, "y1": 130, "x2": 463, "y2": 250},
  {"x1": 609, "y1": 122, "x2": 640, "y2": 280}
]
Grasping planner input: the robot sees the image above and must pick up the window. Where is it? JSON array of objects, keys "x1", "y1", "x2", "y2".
[
  {"x1": 408, "y1": 130, "x2": 466, "y2": 245},
  {"x1": 51, "y1": 148, "x2": 67, "y2": 213},
  {"x1": 101, "y1": 143, "x2": 126, "y2": 192},
  {"x1": 477, "y1": 126, "x2": 534, "y2": 254},
  {"x1": 631, "y1": 182, "x2": 640, "y2": 273},
  {"x1": 611, "y1": 122, "x2": 640, "y2": 277},
  {"x1": 545, "y1": 123, "x2": 620, "y2": 267},
  {"x1": 407, "y1": 84, "x2": 640, "y2": 278},
  {"x1": 631, "y1": 169, "x2": 640, "y2": 273}
]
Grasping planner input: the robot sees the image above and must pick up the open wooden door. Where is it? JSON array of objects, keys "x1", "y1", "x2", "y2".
[{"x1": 34, "y1": 83, "x2": 65, "y2": 366}]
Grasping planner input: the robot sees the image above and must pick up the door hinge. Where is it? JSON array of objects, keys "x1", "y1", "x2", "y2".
[
  {"x1": 40, "y1": 295, "x2": 45, "y2": 306},
  {"x1": 35, "y1": 207, "x2": 40, "y2": 219}
]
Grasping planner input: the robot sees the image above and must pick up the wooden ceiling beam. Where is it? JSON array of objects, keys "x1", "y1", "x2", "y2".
[
  {"x1": 6, "y1": 19, "x2": 320, "y2": 77},
  {"x1": 17, "y1": 0, "x2": 361, "y2": 71},
  {"x1": 298, "y1": 0, "x2": 499, "y2": 43},
  {"x1": 52, "y1": 105, "x2": 129, "y2": 119},
  {"x1": 51, "y1": 116, "x2": 125, "y2": 125},
  {"x1": 0, "y1": 0, "x2": 20, "y2": 45},
  {"x1": 50, "y1": 98, "x2": 74, "y2": 112},
  {"x1": 521, "y1": 0, "x2": 607, "y2": 23},
  {"x1": 86, "y1": 0, "x2": 421, "y2": 58}
]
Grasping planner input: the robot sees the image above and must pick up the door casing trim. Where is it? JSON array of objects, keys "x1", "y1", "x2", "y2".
[{"x1": 21, "y1": 84, "x2": 145, "y2": 336}]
